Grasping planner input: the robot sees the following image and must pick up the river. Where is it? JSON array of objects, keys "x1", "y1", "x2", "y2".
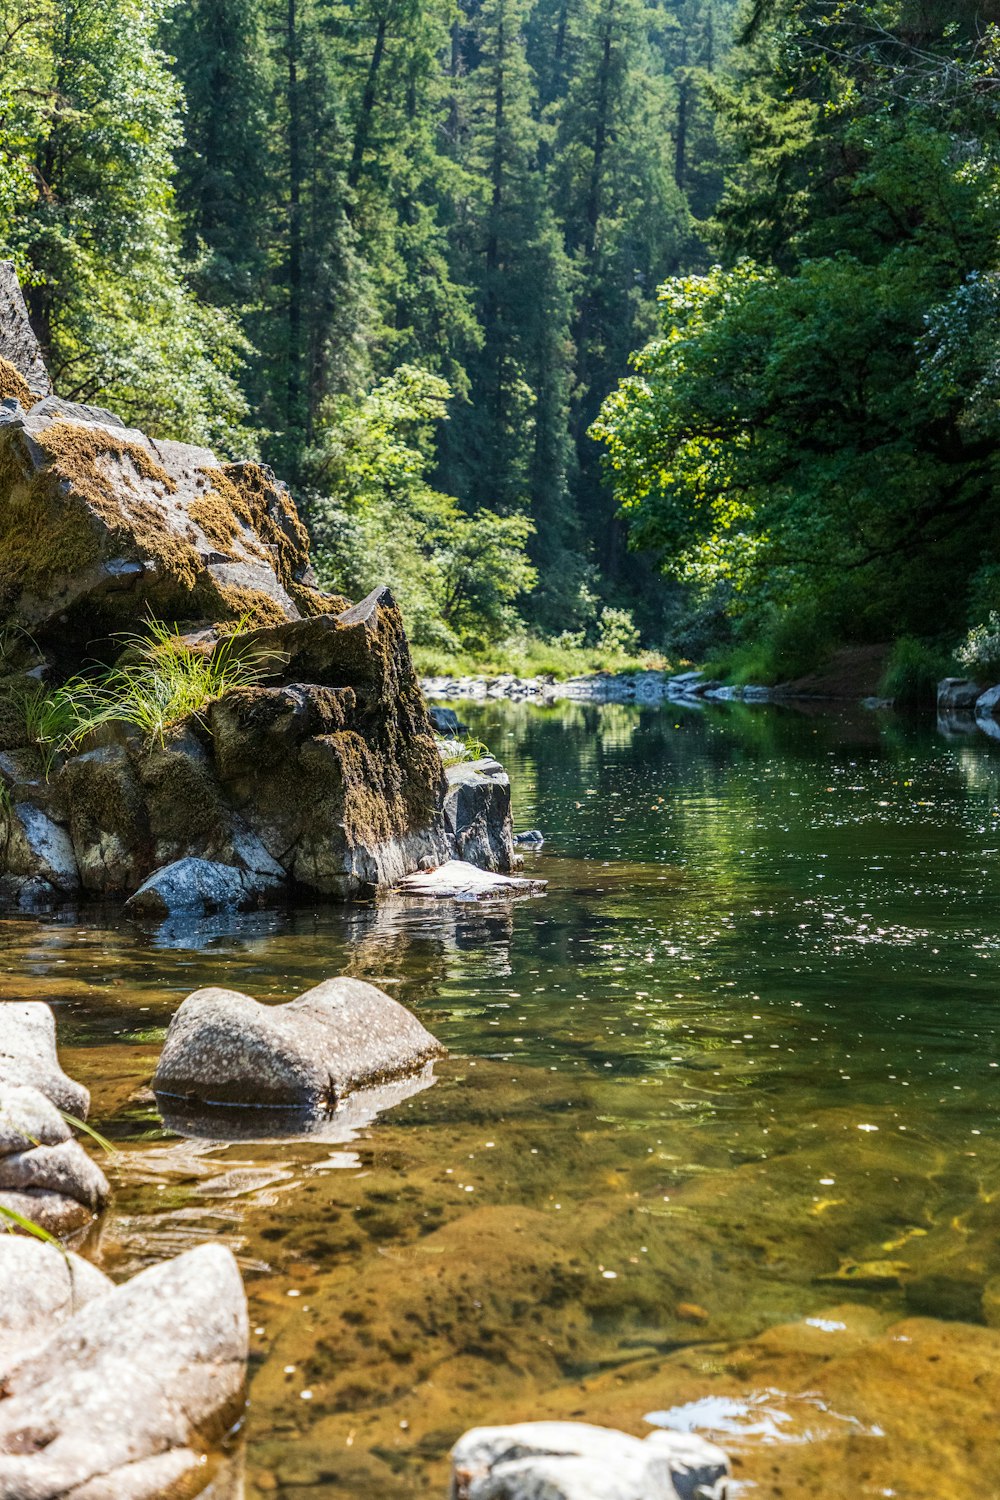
[{"x1": 3, "y1": 697, "x2": 1000, "y2": 1498}]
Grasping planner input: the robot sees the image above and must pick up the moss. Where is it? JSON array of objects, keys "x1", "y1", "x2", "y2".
[
  {"x1": 0, "y1": 419, "x2": 203, "y2": 611},
  {"x1": 196, "y1": 463, "x2": 312, "y2": 589},
  {"x1": 0, "y1": 358, "x2": 32, "y2": 408},
  {"x1": 211, "y1": 584, "x2": 292, "y2": 629},
  {"x1": 289, "y1": 580, "x2": 350, "y2": 618}
]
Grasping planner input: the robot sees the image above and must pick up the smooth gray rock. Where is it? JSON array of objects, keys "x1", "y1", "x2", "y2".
[
  {"x1": 0, "y1": 1082, "x2": 109, "y2": 1235},
  {"x1": 444, "y1": 759, "x2": 516, "y2": 871},
  {"x1": 975, "y1": 684, "x2": 1000, "y2": 720},
  {"x1": 397, "y1": 859, "x2": 546, "y2": 900},
  {"x1": 0, "y1": 1002, "x2": 90, "y2": 1116},
  {"x1": 3, "y1": 801, "x2": 80, "y2": 901},
  {"x1": 0, "y1": 1242, "x2": 248, "y2": 1500},
  {"x1": 0, "y1": 261, "x2": 50, "y2": 398},
  {"x1": 153, "y1": 978, "x2": 445, "y2": 1109},
  {"x1": 0, "y1": 1237, "x2": 111, "y2": 1361},
  {"x1": 125, "y1": 856, "x2": 284, "y2": 918},
  {"x1": 938, "y1": 678, "x2": 985, "y2": 713},
  {"x1": 429, "y1": 705, "x2": 462, "y2": 735},
  {"x1": 449, "y1": 1422, "x2": 730, "y2": 1500}
]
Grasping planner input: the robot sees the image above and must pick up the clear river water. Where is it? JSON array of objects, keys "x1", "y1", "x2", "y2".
[{"x1": 4, "y1": 697, "x2": 1000, "y2": 1498}]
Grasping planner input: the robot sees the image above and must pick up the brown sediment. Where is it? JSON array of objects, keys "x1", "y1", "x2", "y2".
[{"x1": 0, "y1": 357, "x2": 32, "y2": 408}]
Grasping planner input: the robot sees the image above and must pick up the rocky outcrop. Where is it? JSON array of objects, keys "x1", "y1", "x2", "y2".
[
  {"x1": 0, "y1": 268, "x2": 519, "y2": 911},
  {"x1": 0, "y1": 1001, "x2": 90, "y2": 1116},
  {"x1": 152, "y1": 978, "x2": 444, "y2": 1110},
  {"x1": 0, "y1": 1081, "x2": 109, "y2": 1234},
  {"x1": 938, "y1": 677, "x2": 984, "y2": 713},
  {"x1": 0, "y1": 1242, "x2": 248, "y2": 1500},
  {"x1": 449, "y1": 1422, "x2": 730, "y2": 1500},
  {"x1": 0, "y1": 262, "x2": 50, "y2": 404},
  {"x1": 444, "y1": 758, "x2": 517, "y2": 871}
]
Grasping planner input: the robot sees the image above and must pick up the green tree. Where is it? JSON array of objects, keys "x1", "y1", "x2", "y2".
[{"x1": 0, "y1": 0, "x2": 252, "y2": 451}]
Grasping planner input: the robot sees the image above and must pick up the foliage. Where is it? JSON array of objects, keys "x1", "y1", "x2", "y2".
[
  {"x1": 880, "y1": 637, "x2": 955, "y2": 709},
  {"x1": 305, "y1": 366, "x2": 537, "y2": 650},
  {"x1": 0, "y1": 0, "x2": 253, "y2": 452},
  {"x1": 956, "y1": 613, "x2": 1000, "y2": 684},
  {"x1": 13, "y1": 617, "x2": 272, "y2": 770},
  {"x1": 704, "y1": 599, "x2": 833, "y2": 683},
  {"x1": 596, "y1": 607, "x2": 641, "y2": 656},
  {"x1": 413, "y1": 633, "x2": 667, "y2": 680},
  {"x1": 438, "y1": 736, "x2": 493, "y2": 767},
  {"x1": 594, "y1": 0, "x2": 1000, "y2": 657}
]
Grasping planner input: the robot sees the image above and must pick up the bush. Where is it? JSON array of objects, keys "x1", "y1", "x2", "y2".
[
  {"x1": 596, "y1": 607, "x2": 640, "y2": 656},
  {"x1": 880, "y1": 637, "x2": 954, "y2": 708},
  {"x1": 956, "y1": 612, "x2": 1000, "y2": 684},
  {"x1": 705, "y1": 600, "x2": 833, "y2": 685}
]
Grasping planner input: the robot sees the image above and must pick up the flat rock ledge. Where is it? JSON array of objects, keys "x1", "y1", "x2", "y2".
[
  {"x1": 153, "y1": 977, "x2": 444, "y2": 1111},
  {"x1": 396, "y1": 859, "x2": 546, "y2": 900},
  {"x1": 0, "y1": 1241, "x2": 248, "y2": 1500},
  {"x1": 0, "y1": 1081, "x2": 109, "y2": 1236},
  {"x1": 449, "y1": 1422, "x2": 730, "y2": 1500}
]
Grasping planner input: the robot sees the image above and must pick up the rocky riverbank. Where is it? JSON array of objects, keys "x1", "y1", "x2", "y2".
[{"x1": 0, "y1": 262, "x2": 517, "y2": 915}]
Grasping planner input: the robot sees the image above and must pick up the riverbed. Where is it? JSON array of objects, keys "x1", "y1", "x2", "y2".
[{"x1": 4, "y1": 698, "x2": 1000, "y2": 1498}]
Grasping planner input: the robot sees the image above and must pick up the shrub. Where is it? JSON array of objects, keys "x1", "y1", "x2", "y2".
[
  {"x1": 880, "y1": 637, "x2": 954, "y2": 708},
  {"x1": 596, "y1": 607, "x2": 640, "y2": 656},
  {"x1": 956, "y1": 612, "x2": 1000, "y2": 684}
]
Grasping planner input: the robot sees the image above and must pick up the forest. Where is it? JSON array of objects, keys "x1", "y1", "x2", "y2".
[{"x1": 2, "y1": 0, "x2": 1000, "y2": 690}]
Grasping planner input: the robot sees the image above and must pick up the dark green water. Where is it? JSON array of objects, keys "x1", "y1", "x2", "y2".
[{"x1": 4, "y1": 698, "x2": 1000, "y2": 1497}]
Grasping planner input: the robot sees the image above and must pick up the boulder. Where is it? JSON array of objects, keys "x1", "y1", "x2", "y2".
[
  {"x1": 125, "y1": 856, "x2": 284, "y2": 918},
  {"x1": 938, "y1": 677, "x2": 985, "y2": 712},
  {"x1": 0, "y1": 396, "x2": 321, "y2": 650},
  {"x1": 0, "y1": 261, "x2": 50, "y2": 403},
  {"x1": 0, "y1": 1237, "x2": 111, "y2": 1361},
  {"x1": 0, "y1": 1002, "x2": 90, "y2": 1116},
  {"x1": 152, "y1": 978, "x2": 444, "y2": 1110},
  {"x1": 0, "y1": 1242, "x2": 248, "y2": 1500},
  {"x1": 429, "y1": 705, "x2": 462, "y2": 735},
  {"x1": 444, "y1": 759, "x2": 517, "y2": 871},
  {"x1": 0, "y1": 1082, "x2": 109, "y2": 1235},
  {"x1": 396, "y1": 858, "x2": 546, "y2": 899},
  {"x1": 975, "y1": 684, "x2": 1000, "y2": 720},
  {"x1": 449, "y1": 1422, "x2": 730, "y2": 1500},
  {"x1": 0, "y1": 798, "x2": 80, "y2": 909}
]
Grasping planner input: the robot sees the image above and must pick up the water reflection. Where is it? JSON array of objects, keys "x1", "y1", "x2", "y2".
[{"x1": 4, "y1": 698, "x2": 1000, "y2": 1497}]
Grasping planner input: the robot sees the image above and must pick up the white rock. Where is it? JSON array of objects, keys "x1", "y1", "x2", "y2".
[
  {"x1": 396, "y1": 858, "x2": 546, "y2": 899},
  {"x1": 0, "y1": 1243, "x2": 248, "y2": 1500},
  {"x1": 449, "y1": 1421, "x2": 730, "y2": 1500},
  {"x1": 0, "y1": 1001, "x2": 89, "y2": 1116}
]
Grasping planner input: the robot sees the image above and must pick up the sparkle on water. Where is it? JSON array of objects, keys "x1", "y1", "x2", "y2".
[{"x1": 4, "y1": 698, "x2": 1000, "y2": 1498}]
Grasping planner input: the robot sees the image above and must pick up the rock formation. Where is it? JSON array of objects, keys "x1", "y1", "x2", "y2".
[
  {"x1": 153, "y1": 978, "x2": 443, "y2": 1111},
  {"x1": 0, "y1": 263, "x2": 517, "y2": 911}
]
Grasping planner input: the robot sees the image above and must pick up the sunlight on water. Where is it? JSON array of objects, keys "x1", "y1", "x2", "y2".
[{"x1": 3, "y1": 698, "x2": 1000, "y2": 1497}]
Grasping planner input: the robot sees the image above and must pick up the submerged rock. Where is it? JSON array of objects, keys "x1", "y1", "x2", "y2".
[
  {"x1": 449, "y1": 1421, "x2": 730, "y2": 1500},
  {"x1": 0, "y1": 1001, "x2": 90, "y2": 1116},
  {"x1": 396, "y1": 858, "x2": 546, "y2": 899},
  {"x1": 0, "y1": 1242, "x2": 248, "y2": 1500},
  {"x1": 153, "y1": 978, "x2": 444, "y2": 1110},
  {"x1": 0, "y1": 1081, "x2": 109, "y2": 1235}
]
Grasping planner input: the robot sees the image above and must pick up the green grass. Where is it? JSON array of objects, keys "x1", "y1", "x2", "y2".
[
  {"x1": 438, "y1": 735, "x2": 492, "y2": 767},
  {"x1": 11, "y1": 616, "x2": 275, "y2": 774},
  {"x1": 413, "y1": 634, "x2": 670, "y2": 681}
]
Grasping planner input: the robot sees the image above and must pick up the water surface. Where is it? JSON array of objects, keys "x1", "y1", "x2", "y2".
[{"x1": 4, "y1": 699, "x2": 1000, "y2": 1498}]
